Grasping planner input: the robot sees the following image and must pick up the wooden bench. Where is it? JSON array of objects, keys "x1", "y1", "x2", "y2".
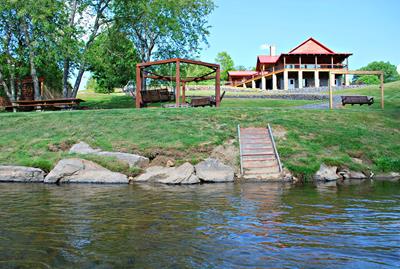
[
  {"x1": 189, "y1": 91, "x2": 226, "y2": 107},
  {"x1": 4, "y1": 98, "x2": 85, "y2": 112},
  {"x1": 341, "y1": 96, "x2": 374, "y2": 106}
]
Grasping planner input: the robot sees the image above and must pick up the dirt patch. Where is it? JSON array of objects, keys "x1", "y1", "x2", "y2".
[
  {"x1": 150, "y1": 155, "x2": 176, "y2": 167},
  {"x1": 48, "y1": 140, "x2": 75, "y2": 152},
  {"x1": 210, "y1": 139, "x2": 239, "y2": 172},
  {"x1": 272, "y1": 125, "x2": 287, "y2": 140}
]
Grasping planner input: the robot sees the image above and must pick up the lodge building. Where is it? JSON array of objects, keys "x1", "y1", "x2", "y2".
[{"x1": 228, "y1": 37, "x2": 352, "y2": 90}]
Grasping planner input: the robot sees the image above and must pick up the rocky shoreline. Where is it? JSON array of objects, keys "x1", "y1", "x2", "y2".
[{"x1": 0, "y1": 142, "x2": 398, "y2": 185}]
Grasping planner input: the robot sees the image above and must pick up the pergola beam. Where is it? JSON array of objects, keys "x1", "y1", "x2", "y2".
[{"x1": 137, "y1": 58, "x2": 219, "y2": 69}]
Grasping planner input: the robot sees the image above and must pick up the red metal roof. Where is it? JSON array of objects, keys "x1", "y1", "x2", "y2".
[
  {"x1": 257, "y1": 55, "x2": 280, "y2": 64},
  {"x1": 288, "y1": 37, "x2": 335, "y2": 54},
  {"x1": 228, "y1": 71, "x2": 258, "y2": 77}
]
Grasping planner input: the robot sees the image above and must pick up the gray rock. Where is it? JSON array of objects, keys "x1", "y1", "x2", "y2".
[
  {"x1": 134, "y1": 163, "x2": 200, "y2": 185},
  {"x1": 158, "y1": 163, "x2": 200, "y2": 184},
  {"x1": 134, "y1": 166, "x2": 174, "y2": 183},
  {"x1": 96, "y1": 151, "x2": 149, "y2": 168},
  {"x1": 314, "y1": 164, "x2": 340, "y2": 182},
  {"x1": 195, "y1": 158, "x2": 235, "y2": 182},
  {"x1": 0, "y1": 165, "x2": 45, "y2": 182},
  {"x1": 348, "y1": 171, "x2": 367, "y2": 179},
  {"x1": 373, "y1": 172, "x2": 400, "y2": 182},
  {"x1": 69, "y1": 142, "x2": 100, "y2": 154},
  {"x1": 44, "y1": 158, "x2": 129, "y2": 184},
  {"x1": 69, "y1": 142, "x2": 149, "y2": 168}
]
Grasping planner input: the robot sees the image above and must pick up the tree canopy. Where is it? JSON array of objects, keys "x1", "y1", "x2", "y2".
[
  {"x1": 355, "y1": 61, "x2": 400, "y2": 84},
  {"x1": 215, "y1": 52, "x2": 234, "y2": 81}
]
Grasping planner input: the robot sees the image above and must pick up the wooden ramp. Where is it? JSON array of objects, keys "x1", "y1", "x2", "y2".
[{"x1": 238, "y1": 124, "x2": 283, "y2": 180}]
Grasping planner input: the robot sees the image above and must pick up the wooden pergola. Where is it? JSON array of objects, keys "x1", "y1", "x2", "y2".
[
  {"x1": 329, "y1": 70, "x2": 385, "y2": 109},
  {"x1": 135, "y1": 58, "x2": 221, "y2": 108}
]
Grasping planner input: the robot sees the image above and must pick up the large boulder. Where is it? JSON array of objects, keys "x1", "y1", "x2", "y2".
[
  {"x1": 69, "y1": 142, "x2": 149, "y2": 168},
  {"x1": 96, "y1": 151, "x2": 149, "y2": 168},
  {"x1": 158, "y1": 163, "x2": 200, "y2": 184},
  {"x1": 0, "y1": 165, "x2": 45, "y2": 182},
  {"x1": 340, "y1": 170, "x2": 367, "y2": 180},
  {"x1": 44, "y1": 158, "x2": 129, "y2": 184},
  {"x1": 134, "y1": 163, "x2": 200, "y2": 185},
  {"x1": 314, "y1": 164, "x2": 340, "y2": 182},
  {"x1": 195, "y1": 158, "x2": 235, "y2": 183}
]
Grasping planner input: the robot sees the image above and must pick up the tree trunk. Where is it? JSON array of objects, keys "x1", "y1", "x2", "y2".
[
  {"x1": 63, "y1": 0, "x2": 78, "y2": 98},
  {"x1": 70, "y1": 66, "x2": 85, "y2": 98},
  {"x1": 63, "y1": 61, "x2": 70, "y2": 97},
  {"x1": 0, "y1": 68, "x2": 12, "y2": 99},
  {"x1": 22, "y1": 20, "x2": 41, "y2": 100},
  {"x1": 6, "y1": 58, "x2": 16, "y2": 101}
]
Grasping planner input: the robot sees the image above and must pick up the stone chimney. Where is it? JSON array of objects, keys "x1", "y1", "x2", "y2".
[{"x1": 269, "y1": 45, "x2": 276, "y2": 56}]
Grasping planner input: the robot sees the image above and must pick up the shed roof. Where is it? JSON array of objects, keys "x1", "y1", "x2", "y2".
[
  {"x1": 228, "y1": 71, "x2": 258, "y2": 77},
  {"x1": 257, "y1": 55, "x2": 280, "y2": 64}
]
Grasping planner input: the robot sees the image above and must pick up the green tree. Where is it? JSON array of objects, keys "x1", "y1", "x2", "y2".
[
  {"x1": 86, "y1": 27, "x2": 139, "y2": 94},
  {"x1": 215, "y1": 52, "x2": 234, "y2": 81},
  {"x1": 114, "y1": 0, "x2": 215, "y2": 90},
  {"x1": 355, "y1": 61, "x2": 400, "y2": 84}
]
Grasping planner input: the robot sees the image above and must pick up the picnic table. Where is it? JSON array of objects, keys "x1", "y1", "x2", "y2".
[{"x1": 5, "y1": 98, "x2": 85, "y2": 112}]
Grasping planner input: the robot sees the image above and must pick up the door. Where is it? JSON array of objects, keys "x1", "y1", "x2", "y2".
[{"x1": 289, "y1": 79, "x2": 295, "y2": 89}]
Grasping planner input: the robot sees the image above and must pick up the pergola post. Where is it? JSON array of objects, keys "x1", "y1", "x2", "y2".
[
  {"x1": 135, "y1": 65, "x2": 142, "y2": 108},
  {"x1": 380, "y1": 73, "x2": 384, "y2": 109},
  {"x1": 175, "y1": 60, "x2": 180, "y2": 107},
  {"x1": 182, "y1": 82, "x2": 186, "y2": 104},
  {"x1": 215, "y1": 66, "x2": 221, "y2": 107}
]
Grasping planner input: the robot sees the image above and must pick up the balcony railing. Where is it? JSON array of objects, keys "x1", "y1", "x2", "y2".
[{"x1": 284, "y1": 64, "x2": 347, "y2": 69}]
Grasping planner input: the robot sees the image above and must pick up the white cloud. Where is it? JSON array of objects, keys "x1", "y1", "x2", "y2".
[{"x1": 260, "y1": 44, "x2": 269, "y2": 50}]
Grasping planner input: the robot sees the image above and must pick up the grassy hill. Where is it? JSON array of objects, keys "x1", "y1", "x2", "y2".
[{"x1": 0, "y1": 82, "x2": 399, "y2": 180}]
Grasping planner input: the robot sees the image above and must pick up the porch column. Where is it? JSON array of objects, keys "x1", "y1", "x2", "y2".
[
  {"x1": 345, "y1": 74, "x2": 350, "y2": 86},
  {"x1": 314, "y1": 71, "x2": 320, "y2": 88},
  {"x1": 330, "y1": 73, "x2": 336, "y2": 87},
  {"x1": 175, "y1": 60, "x2": 180, "y2": 107},
  {"x1": 251, "y1": 79, "x2": 256, "y2": 89},
  {"x1": 272, "y1": 74, "x2": 277, "y2": 90},
  {"x1": 261, "y1": 77, "x2": 266, "y2": 90},
  {"x1": 298, "y1": 71, "x2": 303, "y2": 89},
  {"x1": 283, "y1": 70, "x2": 289, "y2": 90},
  {"x1": 243, "y1": 81, "x2": 247, "y2": 88}
]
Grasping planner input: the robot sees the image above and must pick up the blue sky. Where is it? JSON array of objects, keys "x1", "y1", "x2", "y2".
[{"x1": 200, "y1": 0, "x2": 400, "y2": 70}]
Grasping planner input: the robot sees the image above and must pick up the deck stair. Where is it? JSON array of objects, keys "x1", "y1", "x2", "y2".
[{"x1": 238, "y1": 124, "x2": 283, "y2": 180}]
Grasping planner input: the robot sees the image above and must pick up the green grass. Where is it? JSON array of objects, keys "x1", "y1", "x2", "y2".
[
  {"x1": 78, "y1": 90, "x2": 322, "y2": 109},
  {"x1": 0, "y1": 82, "x2": 399, "y2": 180}
]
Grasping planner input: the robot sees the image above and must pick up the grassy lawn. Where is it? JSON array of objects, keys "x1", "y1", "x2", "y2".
[
  {"x1": 0, "y1": 82, "x2": 399, "y2": 180},
  {"x1": 78, "y1": 90, "x2": 321, "y2": 109}
]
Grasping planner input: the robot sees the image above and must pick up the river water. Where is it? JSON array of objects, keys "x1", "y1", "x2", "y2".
[{"x1": 0, "y1": 181, "x2": 399, "y2": 268}]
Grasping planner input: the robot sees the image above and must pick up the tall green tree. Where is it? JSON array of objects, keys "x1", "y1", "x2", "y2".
[
  {"x1": 69, "y1": 0, "x2": 113, "y2": 98},
  {"x1": 355, "y1": 61, "x2": 400, "y2": 84},
  {"x1": 215, "y1": 51, "x2": 234, "y2": 81},
  {"x1": 114, "y1": 0, "x2": 215, "y2": 90},
  {"x1": 0, "y1": 0, "x2": 66, "y2": 100},
  {"x1": 86, "y1": 27, "x2": 139, "y2": 93}
]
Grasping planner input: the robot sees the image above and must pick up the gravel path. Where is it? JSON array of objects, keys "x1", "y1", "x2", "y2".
[{"x1": 293, "y1": 96, "x2": 342, "y2": 109}]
